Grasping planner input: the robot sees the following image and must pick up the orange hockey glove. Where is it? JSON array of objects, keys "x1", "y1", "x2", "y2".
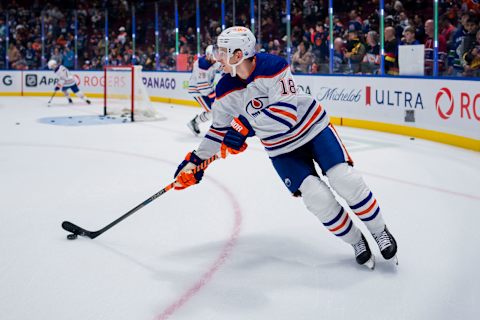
[{"x1": 173, "y1": 151, "x2": 206, "y2": 190}]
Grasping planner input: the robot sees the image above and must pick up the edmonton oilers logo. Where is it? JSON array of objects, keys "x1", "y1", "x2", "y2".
[
  {"x1": 251, "y1": 98, "x2": 263, "y2": 109},
  {"x1": 246, "y1": 96, "x2": 268, "y2": 118}
]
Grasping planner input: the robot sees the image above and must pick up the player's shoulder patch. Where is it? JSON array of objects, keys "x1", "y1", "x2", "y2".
[
  {"x1": 248, "y1": 53, "x2": 289, "y2": 81},
  {"x1": 198, "y1": 56, "x2": 212, "y2": 70},
  {"x1": 215, "y1": 74, "x2": 246, "y2": 100}
]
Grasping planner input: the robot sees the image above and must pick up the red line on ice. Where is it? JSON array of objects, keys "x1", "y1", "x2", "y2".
[{"x1": 155, "y1": 182, "x2": 242, "y2": 320}]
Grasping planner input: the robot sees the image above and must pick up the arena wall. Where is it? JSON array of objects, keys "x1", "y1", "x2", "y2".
[{"x1": 0, "y1": 70, "x2": 478, "y2": 151}]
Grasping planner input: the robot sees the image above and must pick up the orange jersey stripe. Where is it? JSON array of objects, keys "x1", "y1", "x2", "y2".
[
  {"x1": 329, "y1": 214, "x2": 350, "y2": 232},
  {"x1": 209, "y1": 128, "x2": 226, "y2": 136},
  {"x1": 195, "y1": 97, "x2": 210, "y2": 112},
  {"x1": 329, "y1": 123, "x2": 353, "y2": 164},
  {"x1": 355, "y1": 199, "x2": 377, "y2": 216},
  {"x1": 261, "y1": 104, "x2": 323, "y2": 147},
  {"x1": 269, "y1": 107, "x2": 297, "y2": 121}
]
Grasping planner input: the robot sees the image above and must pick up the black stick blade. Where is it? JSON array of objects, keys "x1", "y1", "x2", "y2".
[{"x1": 61, "y1": 221, "x2": 96, "y2": 239}]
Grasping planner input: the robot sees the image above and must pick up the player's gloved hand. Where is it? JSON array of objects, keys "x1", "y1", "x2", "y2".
[
  {"x1": 220, "y1": 142, "x2": 247, "y2": 159},
  {"x1": 220, "y1": 115, "x2": 255, "y2": 158},
  {"x1": 173, "y1": 151, "x2": 206, "y2": 190}
]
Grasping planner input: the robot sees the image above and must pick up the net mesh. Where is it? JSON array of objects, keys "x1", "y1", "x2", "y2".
[{"x1": 104, "y1": 66, "x2": 165, "y2": 121}]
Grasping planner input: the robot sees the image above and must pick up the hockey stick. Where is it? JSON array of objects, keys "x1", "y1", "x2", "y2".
[
  {"x1": 61, "y1": 152, "x2": 221, "y2": 239},
  {"x1": 47, "y1": 91, "x2": 56, "y2": 105}
]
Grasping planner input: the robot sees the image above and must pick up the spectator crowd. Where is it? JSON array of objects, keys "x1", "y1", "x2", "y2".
[{"x1": 0, "y1": 0, "x2": 479, "y2": 77}]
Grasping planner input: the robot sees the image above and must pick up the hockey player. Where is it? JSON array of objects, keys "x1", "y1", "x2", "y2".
[
  {"x1": 47, "y1": 60, "x2": 91, "y2": 105},
  {"x1": 173, "y1": 27, "x2": 397, "y2": 269},
  {"x1": 187, "y1": 45, "x2": 220, "y2": 136}
]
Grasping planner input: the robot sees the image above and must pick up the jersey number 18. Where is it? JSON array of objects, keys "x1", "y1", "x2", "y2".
[{"x1": 279, "y1": 78, "x2": 297, "y2": 95}]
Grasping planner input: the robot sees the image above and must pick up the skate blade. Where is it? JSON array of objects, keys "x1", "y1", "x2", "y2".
[
  {"x1": 186, "y1": 122, "x2": 200, "y2": 136},
  {"x1": 363, "y1": 255, "x2": 376, "y2": 270},
  {"x1": 388, "y1": 255, "x2": 399, "y2": 266}
]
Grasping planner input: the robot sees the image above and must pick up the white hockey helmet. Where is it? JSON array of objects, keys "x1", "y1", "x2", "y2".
[
  {"x1": 214, "y1": 26, "x2": 256, "y2": 76},
  {"x1": 205, "y1": 45, "x2": 214, "y2": 57},
  {"x1": 47, "y1": 59, "x2": 58, "y2": 70}
]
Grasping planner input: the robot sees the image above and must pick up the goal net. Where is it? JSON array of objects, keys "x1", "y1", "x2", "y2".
[{"x1": 103, "y1": 65, "x2": 165, "y2": 121}]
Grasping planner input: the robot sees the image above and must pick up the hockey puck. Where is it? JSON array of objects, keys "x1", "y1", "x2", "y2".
[
  {"x1": 67, "y1": 234, "x2": 78, "y2": 240},
  {"x1": 16, "y1": 122, "x2": 20, "y2": 125},
  {"x1": 410, "y1": 137, "x2": 415, "y2": 140}
]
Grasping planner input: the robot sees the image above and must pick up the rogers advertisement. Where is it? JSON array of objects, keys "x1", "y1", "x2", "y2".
[{"x1": 20, "y1": 70, "x2": 193, "y2": 101}]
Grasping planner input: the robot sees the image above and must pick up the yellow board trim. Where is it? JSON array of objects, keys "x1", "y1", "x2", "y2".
[
  {"x1": 0, "y1": 92, "x2": 22, "y2": 96},
  {"x1": 330, "y1": 116, "x2": 480, "y2": 152},
  {"x1": 1, "y1": 91, "x2": 478, "y2": 151},
  {"x1": 150, "y1": 96, "x2": 198, "y2": 107},
  {"x1": 20, "y1": 92, "x2": 103, "y2": 98}
]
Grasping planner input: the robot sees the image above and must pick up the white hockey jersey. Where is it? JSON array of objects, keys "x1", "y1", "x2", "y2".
[
  {"x1": 188, "y1": 56, "x2": 220, "y2": 97},
  {"x1": 196, "y1": 53, "x2": 329, "y2": 159},
  {"x1": 54, "y1": 65, "x2": 76, "y2": 88}
]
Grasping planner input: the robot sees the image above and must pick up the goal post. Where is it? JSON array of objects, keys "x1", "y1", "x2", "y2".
[{"x1": 103, "y1": 65, "x2": 164, "y2": 121}]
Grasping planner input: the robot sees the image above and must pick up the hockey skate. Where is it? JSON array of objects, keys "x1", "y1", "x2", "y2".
[
  {"x1": 187, "y1": 116, "x2": 201, "y2": 136},
  {"x1": 352, "y1": 234, "x2": 375, "y2": 270},
  {"x1": 68, "y1": 98, "x2": 73, "y2": 104},
  {"x1": 86, "y1": 99, "x2": 91, "y2": 105},
  {"x1": 373, "y1": 226, "x2": 398, "y2": 265}
]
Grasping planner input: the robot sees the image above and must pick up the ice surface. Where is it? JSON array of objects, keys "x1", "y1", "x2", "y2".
[{"x1": 0, "y1": 96, "x2": 479, "y2": 320}]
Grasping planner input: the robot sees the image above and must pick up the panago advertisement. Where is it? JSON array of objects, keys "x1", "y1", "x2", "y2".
[
  {"x1": 0, "y1": 70, "x2": 478, "y2": 150},
  {"x1": 295, "y1": 75, "x2": 480, "y2": 144}
]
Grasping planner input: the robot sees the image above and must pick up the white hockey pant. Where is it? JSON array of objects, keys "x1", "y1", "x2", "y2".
[
  {"x1": 299, "y1": 175, "x2": 361, "y2": 244},
  {"x1": 326, "y1": 163, "x2": 386, "y2": 234}
]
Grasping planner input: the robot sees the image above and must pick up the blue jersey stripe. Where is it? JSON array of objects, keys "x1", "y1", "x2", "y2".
[
  {"x1": 262, "y1": 100, "x2": 316, "y2": 141},
  {"x1": 360, "y1": 207, "x2": 380, "y2": 222},
  {"x1": 205, "y1": 135, "x2": 222, "y2": 144},
  {"x1": 351, "y1": 192, "x2": 373, "y2": 210},
  {"x1": 323, "y1": 208, "x2": 344, "y2": 227},
  {"x1": 263, "y1": 109, "x2": 293, "y2": 128},
  {"x1": 267, "y1": 101, "x2": 297, "y2": 111},
  {"x1": 264, "y1": 111, "x2": 326, "y2": 151},
  {"x1": 336, "y1": 220, "x2": 353, "y2": 237}
]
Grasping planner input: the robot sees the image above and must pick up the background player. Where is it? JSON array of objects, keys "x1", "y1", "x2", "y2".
[
  {"x1": 173, "y1": 27, "x2": 397, "y2": 269},
  {"x1": 187, "y1": 45, "x2": 220, "y2": 136},
  {"x1": 47, "y1": 59, "x2": 91, "y2": 105}
]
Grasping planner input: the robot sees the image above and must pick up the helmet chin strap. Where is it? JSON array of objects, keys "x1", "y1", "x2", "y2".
[{"x1": 226, "y1": 53, "x2": 245, "y2": 77}]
